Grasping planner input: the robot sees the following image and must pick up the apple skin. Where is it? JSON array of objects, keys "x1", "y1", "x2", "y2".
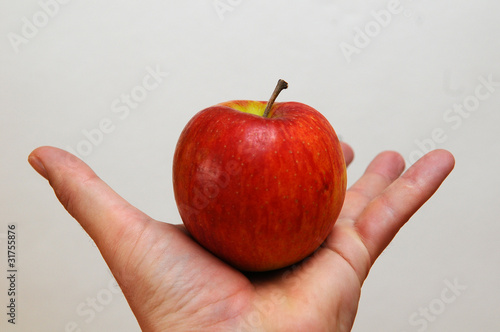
[{"x1": 173, "y1": 100, "x2": 347, "y2": 271}]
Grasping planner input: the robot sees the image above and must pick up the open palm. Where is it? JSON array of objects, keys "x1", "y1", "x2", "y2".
[{"x1": 28, "y1": 144, "x2": 454, "y2": 331}]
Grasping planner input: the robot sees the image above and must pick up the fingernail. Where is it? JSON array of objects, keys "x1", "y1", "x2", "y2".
[{"x1": 28, "y1": 155, "x2": 48, "y2": 179}]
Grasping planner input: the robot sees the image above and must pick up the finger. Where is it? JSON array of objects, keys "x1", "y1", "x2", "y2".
[
  {"x1": 340, "y1": 142, "x2": 354, "y2": 167},
  {"x1": 28, "y1": 146, "x2": 151, "y2": 259},
  {"x1": 355, "y1": 149, "x2": 455, "y2": 261},
  {"x1": 338, "y1": 151, "x2": 405, "y2": 222}
]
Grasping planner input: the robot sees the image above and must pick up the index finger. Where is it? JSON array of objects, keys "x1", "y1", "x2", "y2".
[
  {"x1": 355, "y1": 149, "x2": 455, "y2": 262},
  {"x1": 340, "y1": 142, "x2": 354, "y2": 167}
]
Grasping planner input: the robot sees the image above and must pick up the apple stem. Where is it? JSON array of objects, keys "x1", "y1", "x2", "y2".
[{"x1": 263, "y1": 79, "x2": 288, "y2": 118}]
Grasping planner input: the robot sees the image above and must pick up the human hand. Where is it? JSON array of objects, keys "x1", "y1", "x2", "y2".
[{"x1": 28, "y1": 144, "x2": 454, "y2": 331}]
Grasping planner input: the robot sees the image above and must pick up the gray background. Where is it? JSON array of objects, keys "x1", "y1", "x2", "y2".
[{"x1": 1, "y1": 0, "x2": 499, "y2": 331}]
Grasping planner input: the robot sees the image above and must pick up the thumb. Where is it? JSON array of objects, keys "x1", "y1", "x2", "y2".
[{"x1": 28, "y1": 146, "x2": 151, "y2": 262}]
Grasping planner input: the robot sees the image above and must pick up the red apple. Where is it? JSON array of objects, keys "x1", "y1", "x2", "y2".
[{"x1": 173, "y1": 80, "x2": 347, "y2": 271}]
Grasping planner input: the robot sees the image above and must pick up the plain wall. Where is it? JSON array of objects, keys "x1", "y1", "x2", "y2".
[{"x1": 1, "y1": 1, "x2": 499, "y2": 331}]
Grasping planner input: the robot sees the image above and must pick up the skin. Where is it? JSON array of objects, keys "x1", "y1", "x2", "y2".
[{"x1": 28, "y1": 144, "x2": 454, "y2": 331}]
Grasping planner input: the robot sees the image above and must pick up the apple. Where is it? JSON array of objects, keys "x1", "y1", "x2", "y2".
[{"x1": 173, "y1": 80, "x2": 347, "y2": 271}]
